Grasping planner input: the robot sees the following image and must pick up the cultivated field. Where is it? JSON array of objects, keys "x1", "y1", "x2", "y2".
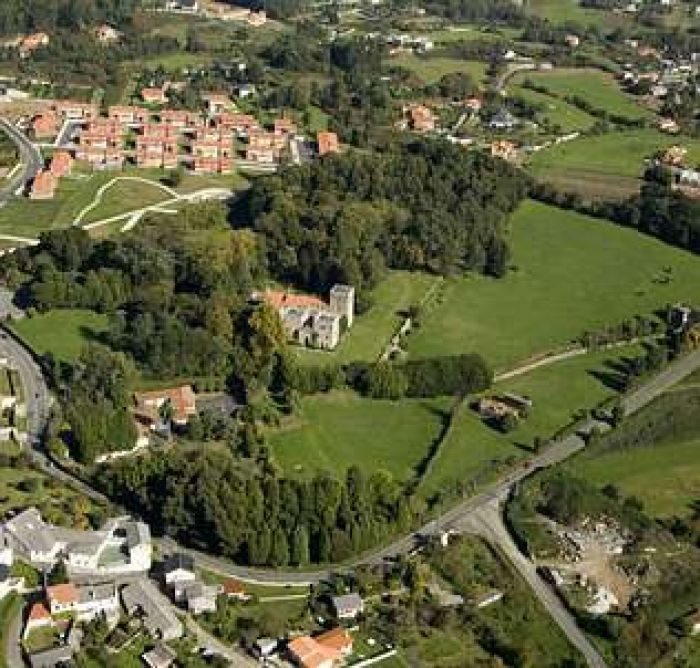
[
  {"x1": 267, "y1": 390, "x2": 452, "y2": 481},
  {"x1": 407, "y1": 200, "x2": 700, "y2": 370},
  {"x1": 12, "y1": 309, "x2": 109, "y2": 363}
]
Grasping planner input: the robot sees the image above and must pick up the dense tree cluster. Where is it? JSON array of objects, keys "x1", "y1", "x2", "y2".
[
  {"x1": 3, "y1": 204, "x2": 282, "y2": 402},
  {"x1": 0, "y1": 0, "x2": 140, "y2": 35},
  {"x1": 240, "y1": 139, "x2": 528, "y2": 298},
  {"x1": 96, "y1": 450, "x2": 415, "y2": 567}
]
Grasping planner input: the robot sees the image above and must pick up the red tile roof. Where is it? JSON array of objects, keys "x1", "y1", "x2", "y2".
[
  {"x1": 47, "y1": 583, "x2": 79, "y2": 605},
  {"x1": 50, "y1": 151, "x2": 72, "y2": 177},
  {"x1": 262, "y1": 289, "x2": 326, "y2": 311},
  {"x1": 317, "y1": 131, "x2": 339, "y2": 156},
  {"x1": 28, "y1": 602, "x2": 51, "y2": 621},
  {"x1": 315, "y1": 628, "x2": 352, "y2": 653}
]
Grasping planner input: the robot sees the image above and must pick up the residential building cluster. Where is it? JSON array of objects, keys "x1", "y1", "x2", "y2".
[
  {"x1": 27, "y1": 90, "x2": 340, "y2": 198},
  {"x1": 1, "y1": 32, "x2": 50, "y2": 58},
  {"x1": 260, "y1": 284, "x2": 355, "y2": 350}
]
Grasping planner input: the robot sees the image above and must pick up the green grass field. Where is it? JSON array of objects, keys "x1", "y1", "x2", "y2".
[
  {"x1": 570, "y1": 436, "x2": 700, "y2": 519},
  {"x1": 80, "y1": 179, "x2": 174, "y2": 224},
  {"x1": 388, "y1": 54, "x2": 488, "y2": 85},
  {"x1": 509, "y1": 84, "x2": 596, "y2": 132},
  {"x1": 419, "y1": 345, "x2": 640, "y2": 500},
  {"x1": 528, "y1": 129, "x2": 700, "y2": 181},
  {"x1": 512, "y1": 69, "x2": 653, "y2": 121},
  {"x1": 527, "y1": 0, "x2": 631, "y2": 29},
  {"x1": 267, "y1": 391, "x2": 451, "y2": 481},
  {"x1": 407, "y1": 200, "x2": 700, "y2": 371},
  {"x1": 12, "y1": 309, "x2": 109, "y2": 363},
  {"x1": 296, "y1": 270, "x2": 439, "y2": 366}
]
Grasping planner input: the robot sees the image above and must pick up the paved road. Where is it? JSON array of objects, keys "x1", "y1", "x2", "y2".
[
  {"x1": 0, "y1": 118, "x2": 42, "y2": 202},
  {"x1": 5, "y1": 596, "x2": 25, "y2": 668},
  {"x1": 184, "y1": 616, "x2": 258, "y2": 667},
  {"x1": 463, "y1": 502, "x2": 607, "y2": 668}
]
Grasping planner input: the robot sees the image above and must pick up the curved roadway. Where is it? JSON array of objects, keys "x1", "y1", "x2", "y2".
[
  {"x1": 7, "y1": 319, "x2": 700, "y2": 666},
  {"x1": 0, "y1": 118, "x2": 43, "y2": 203}
]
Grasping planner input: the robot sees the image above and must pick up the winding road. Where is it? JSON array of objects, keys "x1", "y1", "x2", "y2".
[
  {"x1": 0, "y1": 118, "x2": 42, "y2": 203},
  {"x1": 6, "y1": 299, "x2": 700, "y2": 666}
]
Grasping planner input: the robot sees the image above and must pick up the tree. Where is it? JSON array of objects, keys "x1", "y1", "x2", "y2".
[
  {"x1": 532, "y1": 435, "x2": 544, "y2": 453},
  {"x1": 269, "y1": 527, "x2": 290, "y2": 567},
  {"x1": 48, "y1": 559, "x2": 68, "y2": 585},
  {"x1": 611, "y1": 404, "x2": 625, "y2": 427},
  {"x1": 291, "y1": 525, "x2": 310, "y2": 566}
]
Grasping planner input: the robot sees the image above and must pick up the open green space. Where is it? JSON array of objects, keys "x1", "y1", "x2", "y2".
[
  {"x1": 527, "y1": 0, "x2": 631, "y2": 29},
  {"x1": 570, "y1": 436, "x2": 700, "y2": 519},
  {"x1": 512, "y1": 69, "x2": 653, "y2": 121},
  {"x1": 528, "y1": 129, "x2": 700, "y2": 182},
  {"x1": 12, "y1": 309, "x2": 109, "y2": 363},
  {"x1": 407, "y1": 200, "x2": 700, "y2": 370},
  {"x1": 509, "y1": 84, "x2": 595, "y2": 132},
  {"x1": 267, "y1": 390, "x2": 451, "y2": 481},
  {"x1": 419, "y1": 344, "x2": 640, "y2": 501},
  {"x1": 297, "y1": 270, "x2": 439, "y2": 366},
  {"x1": 80, "y1": 179, "x2": 174, "y2": 224},
  {"x1": 0, "y1": 463, "x2": 107, "y2": 527},
  {"x1": 388, "y1": 54, "x2": 488, "y2": 85}
]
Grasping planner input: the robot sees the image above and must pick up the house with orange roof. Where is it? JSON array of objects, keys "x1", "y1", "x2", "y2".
[
  {"x1": 142, "y1": 87, "x2": 168, "y2": 105},
  {"x1": 53, "y1": 100, "x2": 98, "y2": 121},
  {"x1": 216, "y1": 113, "x2": 259, "y2": 134},
  {"x1": 29, "y1": 170, "x2": 56, "y2": 200},
  {"x1": 287, "y1": 635, "x2": 340, "y2": 668},
  {"x1": 490, "y1": 140, "x2": 518, "y2": 164},
  {"x1": 23, "y1": 603, "x2": 52, "y2": 637},
  {"x1": 134, "y1": 385, "x2": 197, "y2": 428},
  {"x1": 50, "y1": 151, "x2": 73, "y2": 178},
  {"x1": 314, "y1": 628, "x2": 353, "y2": 656},
  {"x1": 47, "y1": 583, "x2": 79, "y2": 614},
  {"x1": 109, "y1": 105, "x2": 150, "y2": 125},
  {"x1": 317, "y1": 131, "x2": 339, "y2": 157},
  {"x1": 202, "y1": 92, "x2": 232, "y2": 115},
  {"x1": 31, "y1": 112, "x2": 58, "y2": 139},
  {"x1": 222, "y1": 578, "x2": 250, "y2": 601}
]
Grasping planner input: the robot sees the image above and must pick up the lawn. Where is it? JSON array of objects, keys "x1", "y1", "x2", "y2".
[
  {"x1": 11, "y1": 309, "x2": 109, "y2": 363},
  {"x1": 267, "y1": 391, "x2": 452, "y2": 481},
  {"x1": 388, "y1": 54, "x2": 488, "y2": 85},
  {"x1": 296, "y1": 270, "x2": 439, "y2": 366},
  {"x1": 407, "y1": 200, "x2": 700, "y2": 371},
  {"x1": 528, "y1": 129, "x2": 700, "y2": 181},
  {"x1": 569, "y1": 436, "x2": 700, "y2": 519},
  {"x1": 511, "y1": 69, "x2": 653, "y2": 121},
  {"x1": 419, "y1": 345, "x2": 641, "y2": 501}
]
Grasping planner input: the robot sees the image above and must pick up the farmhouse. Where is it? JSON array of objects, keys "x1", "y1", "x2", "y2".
[
  {"x1": 47, "y1": 582, "x2": 119, "y2": 621},
  {"x1": 287, "y1": 628, "x2": 353, "y2": 668},
  {"x1": 134, "y1": 385, "x2": 197, "y2": 429},
  {"x1": 31, "y1": 113, "x2": 58, "y2": 139},
  {"x1": 182, "y1": 581, "x2": 220, "y2": 615},
  {"x1": 262, "y1": 284, "x2": 355, "y2": 351},
  {"x1": 406, "y1": 104, "x2": 436, "y2": 132}
]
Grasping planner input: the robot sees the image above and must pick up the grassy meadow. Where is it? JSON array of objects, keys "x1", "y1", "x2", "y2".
[
  {"x1": 11, "y1": 309, "x2": 110, "y2": 363},
  {"x1": 509, "y1": 84, "x2": 596, "y2": 132},
  {"x1": 296, "y1": 270, "x2": 439, "y2": 366},
  {"x1": 511, "y1": 69, "x2": 653, "y2": 121},
  {"x1": 389, "y1": 54, "x2": 488, "y2": 85},
  {"x1": 267, "y1": 391, "x2": 452, "y2": 481},
  {"x1": 418, "y1": 344, "x2": 641, "y2": 500},
  {"x1": 407, "y1": 200, "x2": 700, "y2": 371}
]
